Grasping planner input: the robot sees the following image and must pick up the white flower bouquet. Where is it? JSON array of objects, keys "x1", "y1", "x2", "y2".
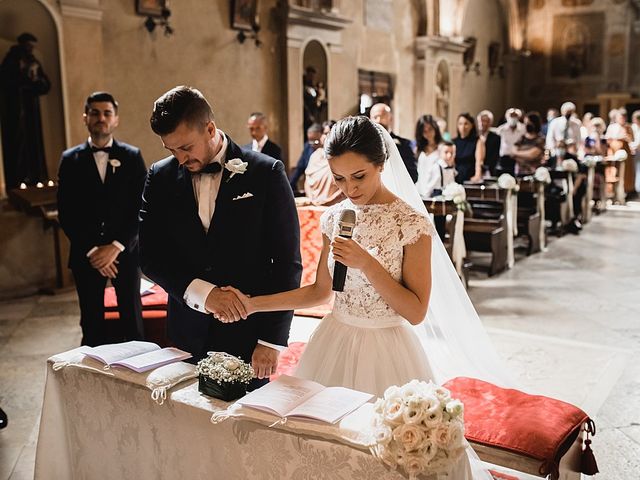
[
  {"x1": 442, "y1": 182, "x2": 470, "y2": 212},
  {"x1": 534, "y1": 166, "x2": 551, "y2": 184},
  {"x1": 196, "y1": 351, "x2": 255, "y2": 401},
  {"x1": 497, "y1": 173, "x2": 517, "y2": 190},
  {"x1": 561, "y1": 159, "x2": 579, "y2": 173},
  {"x1": 581, "y1": 155, "x2": 601, "y2": 168},
  {"x1": 370, "y1": 380, "x2": 467, "y2": 479}
]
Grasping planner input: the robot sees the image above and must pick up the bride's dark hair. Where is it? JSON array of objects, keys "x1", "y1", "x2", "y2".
[{"x1": 324, "y1": 116, "x2": 386, "y2": 166}]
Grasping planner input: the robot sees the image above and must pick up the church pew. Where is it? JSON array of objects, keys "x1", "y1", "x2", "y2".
[
  {"x1": 545, "y1": 171, "x2": 573, "y2": 234},
  {"x1": 516, "y1": 177, "x2": 543, "y2": 255}
]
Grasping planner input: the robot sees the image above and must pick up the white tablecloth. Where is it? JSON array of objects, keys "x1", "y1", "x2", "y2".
[{"x1": 34, "y1": 352, "x2": 476, "y2": 480}]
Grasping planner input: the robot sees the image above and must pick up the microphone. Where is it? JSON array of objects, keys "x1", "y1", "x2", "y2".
[{"x1": 332, "y1": 209, "x2": 356, "y2": 292}]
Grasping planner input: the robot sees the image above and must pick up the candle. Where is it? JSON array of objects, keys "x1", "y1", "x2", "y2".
[
  {"x1": 36, "y1": 182, "x2": 44, "y2": 188},
  {"x1": 47, "y1": 180, "x2": 54, "y2": 187},
  {"x1": 19, "y1": 183, "x2": 27, "y2": 189}
]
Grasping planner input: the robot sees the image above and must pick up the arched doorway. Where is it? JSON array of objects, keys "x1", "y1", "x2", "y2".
[
  {"x1": 301, "y1": 39, "x2": 328, "y2": 141},
  {"x1": 0, "y1": 0, "x2": 66, "y2": 196}
]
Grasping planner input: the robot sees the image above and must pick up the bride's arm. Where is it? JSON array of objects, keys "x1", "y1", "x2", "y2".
[
  {"x1": 355, "y1": 234, "x2": 432, "y2": 325},
  {"x1": 226, "y1": 236, "x2": 334, "y2": 316}
]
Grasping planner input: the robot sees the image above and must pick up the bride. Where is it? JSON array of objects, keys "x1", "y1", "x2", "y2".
[{"x1": 219, "y1": 115, "x2": 512, "y2": 395}]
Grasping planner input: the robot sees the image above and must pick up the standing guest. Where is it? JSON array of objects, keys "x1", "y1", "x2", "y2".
[
  {"x1": 416, "y1": 141, "x2": 457, "y2": 200},
  {"x1": 546, "y1": 102, "x2": 581, "y2": 169},
  {"x1": 541, "y1": 108, "x2": 559, "y2": 137},
  {"x1": 631, "y1": 111, "x2": 640, "y2": 194},
  {"x1": 140, "y1": 86, "x2": 301, "y2": 384},
  {"x1": 511, "y1": 111, "x2": 545, "y2": 176},
  {"x1": 496, "y1": 108, "x2": 526, "y2": 175},
  {"x1": 584, "y1": 117, "x2": 607, "y2": 156},
  {"x1": 435, "y1": 117, "x2": 451, "y2": 142},
  {"x1": 289, "y1": 123, "x2": 323, "y2": 192},
  {"x1": 414, "y1": 114, "x2": 443, "y2": 184},
  {"x1": 605, "y1": 109, "x2": 635, "y2": 196},
  {"x1": 453, "y1": 112, "x2": 484, "y2": 183},
  {"x1": 477, "y1": 109, "x2": 501, "y2": 176},
  {"x1": 243, "y1": 112, "x2": 282, "y2": 160},
  {"x1": 370, "y1": 103, "x2": 418, "y2": 182},
  {"x1": 304, "y1": 120, "x2": 345, "y2": 206},
  {"x1": 57, "y1": 92, "x2": 146, "y2": 346}
]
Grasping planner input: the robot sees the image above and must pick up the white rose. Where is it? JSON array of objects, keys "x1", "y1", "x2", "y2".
[
  {"x1": 447, "y1": 420, "x2": 465, "y2": 450},
  {"x1": 402, "y1": 452, "x2": 429, "y2": 479},
  {"x1": 431, "y1": 424, "x2": 451, "y2": 448},
  {"x1": 402, "y1": 404, "x2": 428, "y2": 424},
  {"x1": 422, "y1": 405, "x2": 444, "y2": 428},
  {"x1": 373, "y1": 424, "x2": 393, "y2": 446},
  {"x1": 498, "y1": 173, "x2": 517, "y2": 190},
  {"x1": 373, "y1": 398, "x2": 385, "y2": 415},
  {"x1": 223, "y1": 359, "x2": 240, "y2": 371},
  {"x1": 382, "y1": 397, "x2": 405, "y2": 426},
  {"x1": 399, "y1": 379, "x2": 424, "y2": 398},
  {"x1": 445, "y1": 399, "x2": 464, "y2": 419},
  {"x1": 433, "y1": 385, "x2": 451, "y2": 403},
  {"x1": 383, "y1": 384, "x2": 402, "y2": 401},
  {"x1": 443, "y1": 182, "x2": 466, "y2": 201},
  {"x1": 225, "y1": 158, "x2": 248, "y2": 178},
  {"x1": 393, "y1": 423, "x2": 427, "y2": 452}
]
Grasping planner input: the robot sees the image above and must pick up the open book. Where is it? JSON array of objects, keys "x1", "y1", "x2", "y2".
[
  {"x1": 237, "y1": 374, "x2": 374, "y2": 424},
  {"x1": 83, "y1": 341, "x2": 191, "y2": 373}
]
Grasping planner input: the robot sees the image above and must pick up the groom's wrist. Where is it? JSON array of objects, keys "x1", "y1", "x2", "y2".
[{"x1": 184, "y1": 279, "x2": 216, "y2": 313}]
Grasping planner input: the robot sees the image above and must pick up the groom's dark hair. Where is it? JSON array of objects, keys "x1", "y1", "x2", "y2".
[
  {"x1": 150, "y1": 86, "x2": 214, "y2": 135},
  {"x1": 324, "y1": 116, "x2": 386, "y2": 167}
]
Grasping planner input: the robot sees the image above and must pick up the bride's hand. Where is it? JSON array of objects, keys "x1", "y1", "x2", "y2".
[
  {"x1": 219, "y1": 286, "x2": 254, "y2": 321},
  {"x1": 331, "y1": 237, "x2": 373, "y2": 270}
]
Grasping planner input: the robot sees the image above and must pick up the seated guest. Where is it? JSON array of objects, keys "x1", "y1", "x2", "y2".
[
  {"x1": 496, "y1": 107, "x2": 526, "y2": 175},
  {"x1": 477, "y1": 110, "x2": 501, "y2": 176},
  {"x1": 369, "y1": 102, "x2": 418, "y2": 182},
  {"x1": 453, "y1": 112, "x2": 485, "y2": 183},
  {"x1": 511, "y1": 111, "x2": 545, "y2": 176},
  {"x1": 303, "y1": 120, "x2": 345, "y2": 206},
  {"x1": 417, "y1": 141, "x2": 457, "y2": 200},
  {"x1": 415, "y1": 114, "x2": 443, "y2": 184},
  {"x1": 289, "y1": 123, "x2": 323, "y2": 192},
  {"x1": 243, "y1": 112, "x2": 282, "y2": 160}
]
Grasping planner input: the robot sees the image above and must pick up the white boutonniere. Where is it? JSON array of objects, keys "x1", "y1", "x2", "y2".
[
  {"x1": 225, "y1": 158, "x2": 248, "y2": 181},
  {"x1": 109, "y1": 158, "x2": 121, "y2": 174}
]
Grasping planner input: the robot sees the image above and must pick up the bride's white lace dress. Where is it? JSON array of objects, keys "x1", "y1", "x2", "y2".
[{"x1": 295, "y1": 197, "x2": 437, "y2": 397}]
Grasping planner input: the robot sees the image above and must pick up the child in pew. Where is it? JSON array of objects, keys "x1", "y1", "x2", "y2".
[{"x1": 416, "y1": 141, "x2": 457, "y2": 200}]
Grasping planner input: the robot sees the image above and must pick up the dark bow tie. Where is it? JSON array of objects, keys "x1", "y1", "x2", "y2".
[
  {"x1": 199, "y1": 161, "x2": 222, "y2": 175},
  {"x1": 443, "y1": 165, "x2": 454, "y2": 170},
  {"x1": 91, "y1": 146, "x2": 111, "y2": 154}
]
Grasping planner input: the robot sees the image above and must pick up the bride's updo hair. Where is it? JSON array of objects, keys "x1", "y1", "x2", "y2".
[{"x1": 324, "y1": 116, "x2": 387, "y2": 167}]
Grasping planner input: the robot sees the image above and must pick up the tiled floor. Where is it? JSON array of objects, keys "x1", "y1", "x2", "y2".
[{"x1": 1, "y1": 207, "x2": 639, "y2": 479}]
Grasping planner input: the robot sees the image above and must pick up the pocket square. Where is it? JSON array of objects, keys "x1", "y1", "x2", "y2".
[{"x1": 232, "y1": 192, "x2": 254, "y2": 201}]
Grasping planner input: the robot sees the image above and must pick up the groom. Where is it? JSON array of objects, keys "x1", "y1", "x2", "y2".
[{"x1": 139, "y1": 86, "x2": 301, "y2": 382}]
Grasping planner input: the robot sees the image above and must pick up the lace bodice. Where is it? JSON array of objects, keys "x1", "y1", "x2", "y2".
[{"x1": 321, "y1": 198, "x2": 435, "y2": 320}]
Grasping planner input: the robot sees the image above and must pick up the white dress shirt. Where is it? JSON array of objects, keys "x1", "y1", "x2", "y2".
[
  {"x1": 85, "y1": 137, "x2": 125, "y2": 257},
  {"x1": 418, "y1": 157, "x2": 456, "y2": 200},
  {"x1": 415, "y1": 149, "x2": 439, "y2": 198},
  {"x1": 545, "y1": 116, "x2": 581, "y2": 151},
  {"x1": 497, "y1": 123, "x2": 526, "y2": 157},
  {"x1": 251, "y1": 135, "x2": 268, "y2": 153},
  {"x1": 183, "y1": 132, "x2": 282, "y2": 351}
]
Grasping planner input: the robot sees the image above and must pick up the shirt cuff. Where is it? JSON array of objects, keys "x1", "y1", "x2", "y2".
[
  {"x1": 183, "y1": 279, "x2": 216, "y2": 313},
  {"x1": 112, "y1": 241, "x2": 125, "y2": 252},
  {"x1": 257, "y1": 340, "x2": 286, "y2": 352},
  {"x1": 86, "y1": 246, "x2": 98, "y2": 258}
]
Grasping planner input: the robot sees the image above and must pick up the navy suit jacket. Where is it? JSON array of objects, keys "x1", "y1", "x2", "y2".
[
  {"x1": 242, "y1": 139, "x2": 282, "y2": 161},
  {"x1": 139, "y1": 136, "x2": 302, "y2": 361},
  {"x1": 57, "y1": 140, "x2": 147, "y2": 268},
  {"x1": 390, "y1": 132, "x2": 419, "y2": 183}
]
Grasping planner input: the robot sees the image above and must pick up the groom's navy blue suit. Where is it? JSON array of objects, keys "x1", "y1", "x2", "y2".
[{"x1": 139, "y1": 135, "x2": 302, "y2": 363}]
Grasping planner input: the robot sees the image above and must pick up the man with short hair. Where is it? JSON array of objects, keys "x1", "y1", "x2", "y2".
[
  {"x1": 57, "y1": 92, "x2": 147, "y2": 346},
  {"x1": 289, "y1": 123, "x2": 323, "y2": 192},
  {"x1": 243, "y1": 112, "x2": 282, "y2": 160},
  {"x1": 140, "y1": 86, "x2": 301, "y2": 386},
  {"x1": 477, "y1": 110, "x2": 501, "y2": 176},
  {"x1": 369, "y1": 103, "x2": 418, "y2": 182},
  {"x1": 496, "y1": 107, "x2": 526, "y2": 175},
  {"x1": 546, "y1": 102, "x2": 581, "y2": 168}
]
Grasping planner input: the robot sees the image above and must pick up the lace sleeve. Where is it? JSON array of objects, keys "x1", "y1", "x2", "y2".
[
  {"x1": 320, "y1": 207, "x2": 335, "y2": 238},
  {"x1": 400, "y1": 212, "x2": 436, "y2": 246}
]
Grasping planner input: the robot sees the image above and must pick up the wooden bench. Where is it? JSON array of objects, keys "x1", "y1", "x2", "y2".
[
  {"x1": 516, "y1": 177, "x2": 543, "y2": 255},
  {"x1": 545, "y1": 171, "x2": 573, "y2": 234}
]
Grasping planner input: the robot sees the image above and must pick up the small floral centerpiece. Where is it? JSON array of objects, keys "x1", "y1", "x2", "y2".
[
  {"x1": 497, "y1": 173, "x2": 518, "y2": 191},
  {"x1": 370, "y1": 380, "x2": 467, "y2": 479},
  {"x1": 561, "y1": 159, "x2": 579, "y2": 173},
  {"x1": 442, "y1": 182, "x2": 470, "y2": 212},
  {"x1": 534, "y1": 166, "x2": 552, "y2": 184},
  {"x1": 196, "y1": 351, "x2": 254, "y2": 401}
]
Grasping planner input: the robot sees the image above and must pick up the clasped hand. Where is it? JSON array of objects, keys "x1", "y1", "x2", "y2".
[{"x1": 89, "y1": 244, "x2": 120, "y2": 278}]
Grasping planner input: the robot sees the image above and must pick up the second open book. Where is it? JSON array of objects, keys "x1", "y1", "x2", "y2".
[{"x1": 237, "y1": 375, "x2": 374, "y2": 424}]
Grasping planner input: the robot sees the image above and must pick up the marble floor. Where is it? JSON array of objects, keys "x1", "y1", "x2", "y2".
[{"x1": 1, "y1": 207, "x2": 639, "y2": 479}]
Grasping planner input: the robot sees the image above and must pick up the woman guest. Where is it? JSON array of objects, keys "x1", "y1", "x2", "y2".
[
  {"x1": 414, "y1": 114, "x2": 443, "y2": 188},
  {"x1": 511, "y1": 111, "x2": 545, "y2": 176},
  {"x1": 453, "y1": 113, "x2": 484, "y2": 183}
]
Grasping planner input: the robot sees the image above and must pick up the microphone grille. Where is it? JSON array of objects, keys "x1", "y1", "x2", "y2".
[{"x1": 338, "y1": 209, "x2": 356, "y2": 225}]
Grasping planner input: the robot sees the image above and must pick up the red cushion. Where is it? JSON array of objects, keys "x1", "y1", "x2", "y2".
[
  {"x1": 444, "y1": 377, "x2": 589, "y2": 474},
  {"x1": 104, "y1": 285, "x2": 168, "y2": 311},
  {"x1": 270, "y1": 342, "x2": 306, "y2": 382},
  {"x1": 105, "y1": 310, "x2": 167, "y2": 320}
]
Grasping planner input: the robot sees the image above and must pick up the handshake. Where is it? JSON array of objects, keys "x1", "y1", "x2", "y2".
[{"x1": 205, "y1": 286, "x2": 254, "y2": 323}]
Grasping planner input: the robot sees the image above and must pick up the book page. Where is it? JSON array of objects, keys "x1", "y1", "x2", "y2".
[
  {"x1": 238, "y1": 375, "x2": 325, "y2": 417},
  {"x1": 111, "y1": 347, "x2": 192, "y2": 373},
  {"x1": 83, "y1": 341, "x2": 160, "y2": 366},
  {"x1": 287, "y1": 387, "x2": 374, "y2": 424}
]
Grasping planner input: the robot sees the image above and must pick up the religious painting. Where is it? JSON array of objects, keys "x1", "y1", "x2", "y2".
[
  {"x1": 136, "y1": 0, "x2": 166, "y2": 17},
  {"x1": 551, "y1": 13, "x2": 604, "y2": 78},
  {"x1": 231, "y1": 0, "x2": 258, "y2": 31}
]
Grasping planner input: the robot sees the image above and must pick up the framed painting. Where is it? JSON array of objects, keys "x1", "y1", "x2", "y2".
[
  {"x1": 136, "y1": 0, "x2": 166, "y2": 17},
  {"x1": 231, "y1": 0, "x2": 258, "y2": 31}
]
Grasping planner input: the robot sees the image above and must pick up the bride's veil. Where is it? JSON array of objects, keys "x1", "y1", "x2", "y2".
[{"x1": 377, "y1": 124, "x2": 514, "y2": 388}]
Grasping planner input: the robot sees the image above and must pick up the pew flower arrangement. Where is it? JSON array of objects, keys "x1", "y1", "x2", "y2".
[
  {"x1": 581, "y1": 155, "x2": 601, "y2": 168},
  {"x1": 442, "y1": 182, "x2": 470, "y2": 211},
  {"x1": 196, "y1": 351, "x2": 255, "y2": 401},
  {"x1": 370, "y1": 380, "x2": 467, "y2": 479},
  {"x1": 613, "y1": 149, "x2": 628, "y2": 162},
  {"x1": 534, "y1": 166, "x2": 552, "y2": 184},
  {"x1": 561, "y1": 159, "x2": 579, "y2": 173},
  {"x1": 498, "y1": 173, "x2": 519, "y2": 191}
]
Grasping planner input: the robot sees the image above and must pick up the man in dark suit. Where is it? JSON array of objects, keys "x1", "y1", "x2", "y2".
[
  {"x1": 243, "y1": 112, "x2": 282, "y2": 160},
  {"x1": 369, "y1": 103, "x2": 418, "y2": 182},
  {"x1": 140, "y1": 86, "x2": 301, "y2": 385},
  {"x1": 57, "y1": 91, "x2": 147, "y2": 346}
]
